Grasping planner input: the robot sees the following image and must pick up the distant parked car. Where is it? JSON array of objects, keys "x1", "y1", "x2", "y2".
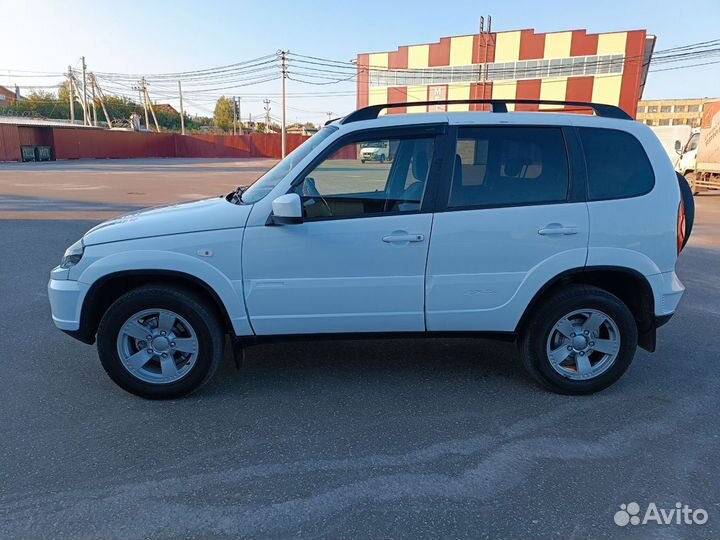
[
  {"x1": 49, "y1": 98, "x2": 692, "y2": 399},
  {"x1": 360, "y1": 141, "x2": 389, "y2": 163}
]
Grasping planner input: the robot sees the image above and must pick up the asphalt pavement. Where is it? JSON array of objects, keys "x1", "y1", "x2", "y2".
[{"x1": 0, "y1": 199, "x2": 718, "y2": 539}]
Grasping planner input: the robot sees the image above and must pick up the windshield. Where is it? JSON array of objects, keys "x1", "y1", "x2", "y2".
[
  {"x1": 241, "y1": 126, "x2": 338, "y2": 203},
  {"x1": 362, "y1": 141, "x2": 385, "y2": 148},
  {"x1": 685, "y1": 132, "x2": 700, "y2": 153}
]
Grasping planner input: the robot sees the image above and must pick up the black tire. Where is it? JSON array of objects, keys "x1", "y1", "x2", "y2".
[
  {"x1": 361, "y1": 159, "x2": 365, "y2": 164},
  {"x1": 677, "y1": 172, "x2": 695, "y2": 248},
  {"x1": 97, "y1": 285, "x2": 224, "y2": 399},
  {"x1": 379, "y1": 154, "x2": 386, "y2": 163},
  {"x1": 519, "y1": 285, "x2": 638, "y2": 395}
]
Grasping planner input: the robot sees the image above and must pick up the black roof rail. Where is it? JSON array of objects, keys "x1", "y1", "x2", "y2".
[{"x1": 341, "y1": 99, "x2": 632, "y2": 123}]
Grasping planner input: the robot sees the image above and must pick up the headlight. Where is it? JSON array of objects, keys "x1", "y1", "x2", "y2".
[{"x1": 60, "y1": 239, "x2": 84, "y2": 269}]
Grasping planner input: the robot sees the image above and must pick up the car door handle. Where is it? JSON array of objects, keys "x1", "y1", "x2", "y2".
[
  {"x1": 538, "y1": 224, "x2": 578, "y2": 236},
  {"x1": 382, "y1": 233, "x2": 425, "y2": 243}
]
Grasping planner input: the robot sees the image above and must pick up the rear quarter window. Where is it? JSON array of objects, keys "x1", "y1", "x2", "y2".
[{"x1": 578, "y1": 127, "x2": 655, "y2": 201}]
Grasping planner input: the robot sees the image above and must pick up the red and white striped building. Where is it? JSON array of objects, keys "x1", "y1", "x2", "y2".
[{"x1": 356, "y1": 28, "x2": 655, "y2": 117}]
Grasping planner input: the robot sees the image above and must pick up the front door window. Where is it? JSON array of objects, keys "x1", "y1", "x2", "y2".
[{"x1": 293, "y1": 136, "x2": 436, "y2": 219}]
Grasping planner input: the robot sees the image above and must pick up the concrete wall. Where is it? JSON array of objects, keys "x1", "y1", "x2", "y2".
[
  {"x1": 0, "y1": 125, "x2": 21, "y2": 161},
  {"x1": 0, "y1": 127, "x2": 310, "y2": 162}
]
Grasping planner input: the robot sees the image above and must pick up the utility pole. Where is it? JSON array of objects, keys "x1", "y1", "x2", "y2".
[
  {"x1": 232, "y1": 96, "x2": 237, "y2": 135},
  {"x1": 263, "y1": 99, "x2": 271, "y2": 133},
  {"x1": 81, "y1": 56, "x2": 88, "y2": 126},
  {"x1": 143, "y1": 84, "x2": 160, "y2": 132},
  {"x1": 235, "y1": 96, "x2": 242, "y2": 135},
  {"x1": 138, "y1": 78, "x2": 150, "y2": 130},
  {"x1": 67, "y1": 66, "x2": 75, "y2": 124},
  {"x1": 280, "y1": 50, "x2": 287, "y2": 157},
  {"x1": 93, "y1": 77, "x2": 113, "y2": 128},
  {"x1": 89, "y1": 73, "x2": 98, "y2": 126},
  {"x1": 326, "y1": 111, "x2": 333, "y2": 124},
  {"x1": 178, "y1": 81, "x2": 185, "y2": 135},
  {"x1": 136, "y1": 86, "x2": 144, "y2": 124}
]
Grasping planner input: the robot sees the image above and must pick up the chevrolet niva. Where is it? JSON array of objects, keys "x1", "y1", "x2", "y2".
[{"x1": 49, "y1": 99, "x2": 694, "y2": 399}]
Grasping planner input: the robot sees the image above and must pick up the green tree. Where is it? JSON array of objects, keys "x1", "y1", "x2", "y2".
[
  {"x1": 0, "y1": 85, "x2": 216, "y2": 134},
  {"x1": 57, "y1": 81, "x2": 71, "y2": 104},
  {"x1": 213, "y1": 96, "x2": 234, "y2": 132}
]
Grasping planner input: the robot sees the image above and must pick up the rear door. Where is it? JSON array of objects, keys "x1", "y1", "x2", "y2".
[{"x1": 425, "y1": 125, "x2": 589, "y2": 332}]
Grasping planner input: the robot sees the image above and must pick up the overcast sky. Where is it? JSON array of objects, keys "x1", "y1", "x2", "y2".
[{"x1": 1, "y1": 0, "x2": 719, "y2": 124}]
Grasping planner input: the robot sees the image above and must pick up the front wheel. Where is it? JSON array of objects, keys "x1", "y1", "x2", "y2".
[
  {"x1": 519, "y1": 285, "x2": 637, "y2": 395},
  {"x1": 97, "y1": 285, "x2": 224, "y2": 399},
  {"x1": 685, "y1": 172, "x2": 699, "y2": 195}
]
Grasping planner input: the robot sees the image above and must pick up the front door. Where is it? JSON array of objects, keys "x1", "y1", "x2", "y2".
[
  {"x1": 426, "y1": 125, "x2": 589, "y2": 332},
  {"x1": 243, "y1": 126, "x2": 447, "y2": 335}
]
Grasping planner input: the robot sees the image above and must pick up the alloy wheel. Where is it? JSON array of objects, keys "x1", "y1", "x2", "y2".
[
  {"x1": 545, "y1": 308, "x2": 621, "y2": 380},
  {"x1": 116, "y1": 308, "x2": 199, "y2": 384}
]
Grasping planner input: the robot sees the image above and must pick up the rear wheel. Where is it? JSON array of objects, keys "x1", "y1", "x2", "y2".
[
  {"x1": 97, "y1": 285, "x2": 224, "y2": 399},
  {"x1": 520, "y1": 285, "x2": 637, "y2": 395}
]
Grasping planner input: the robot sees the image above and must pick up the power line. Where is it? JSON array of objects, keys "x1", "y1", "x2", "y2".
[
  {"x1": 90, "y1": 53, "x2": 279, "y2": 79},
  {"x1": 649, "y1": 58, "x2": 720, "y2": 73}
]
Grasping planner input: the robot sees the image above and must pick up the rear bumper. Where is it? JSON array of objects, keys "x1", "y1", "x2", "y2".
[
  {"x1": 638, "y1": 272, "x2": 684, "y2": 352},
  {"x1": 655, "y1": 313, "x2": 674, "y2": 328},
  {"x1": 648, "y1": 270, "x2": 685, "y2": 317}
]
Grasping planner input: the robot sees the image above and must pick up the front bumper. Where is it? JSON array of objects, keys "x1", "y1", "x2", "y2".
[{"x1": 48, "y1": 276, "x2": 84, "y2": 331}]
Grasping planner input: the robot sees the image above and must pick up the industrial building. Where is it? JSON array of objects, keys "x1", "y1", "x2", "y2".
[
  {"x1": 636, "y1": 98, "x2": 716, "y2": 127},
  {"x1": 356, "y1": 28, "x2": 655, "y2": 117}
]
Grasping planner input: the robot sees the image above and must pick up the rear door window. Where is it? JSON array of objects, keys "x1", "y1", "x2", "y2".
[
  {"x1": 578, "y1": 128, "x2": 655, "y2": 201},
  {"x1": 448, "y1": 127, "x2": 569, "y2": 208}
]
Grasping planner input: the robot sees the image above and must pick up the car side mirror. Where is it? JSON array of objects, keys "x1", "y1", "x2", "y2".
[
  {"x1": 271, "y1": 193, "x2": 303, "y2": 224},
  {"x1": 674, "y1": 140, "x2": 682, "y2": 154}
]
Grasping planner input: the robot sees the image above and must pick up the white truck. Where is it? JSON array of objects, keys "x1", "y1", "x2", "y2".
[
  {"x1": 651, "y1": 125, "x2": 692, "y2": 161},
  {"x1": 675, "y1": 101, "x2": 720, "y2": 193}
]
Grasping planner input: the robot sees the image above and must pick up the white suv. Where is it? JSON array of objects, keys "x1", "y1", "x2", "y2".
[{"x1": 48, "y1": 99, "x2": 692, "y2": 399}]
